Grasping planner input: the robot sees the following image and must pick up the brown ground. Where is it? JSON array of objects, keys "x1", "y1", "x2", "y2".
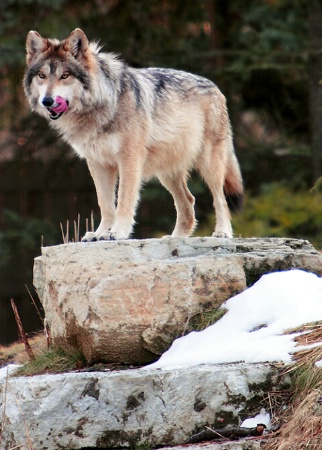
[{"x1": 0, "y1": 332, "x2": 47, "y2": 367}]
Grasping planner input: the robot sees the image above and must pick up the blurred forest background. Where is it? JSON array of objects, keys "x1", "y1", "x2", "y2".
[{"x1": 1, "y1": 0, "x2": 322, "y2": 345}]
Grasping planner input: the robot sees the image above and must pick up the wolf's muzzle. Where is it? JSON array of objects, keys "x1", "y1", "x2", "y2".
[
  {"x1": 42, "y1": 96, "x2": 69, "y2": 120},
  {"x1": 42, "y1": 96, "x2": 55, "y2": 107}
]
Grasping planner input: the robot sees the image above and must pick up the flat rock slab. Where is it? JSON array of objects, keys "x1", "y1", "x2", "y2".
[
  {"x1": 162, "y1": 442, "x2": 260, "y2": 450},
  {"x1": 33, "y1": 237, "x2": 322, "y2": 364},
  {"x1": 1, "y1": 362, "x2": 287, "y2": 449}
]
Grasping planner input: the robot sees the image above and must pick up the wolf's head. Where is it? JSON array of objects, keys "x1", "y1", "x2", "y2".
[{"x1": 24, "y1": 29, "x2": 93, "y2": 121}]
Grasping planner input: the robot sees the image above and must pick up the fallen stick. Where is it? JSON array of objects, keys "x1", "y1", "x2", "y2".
[
  {"x1": 10, "y1": 299, "x2": 35, "y2": 361},
  {"x1": 45, "y1": 320, "x2": 52, "y2": 349},
  {"x1": 24, "y1": 284, "x2": 43, "y2": 325}
]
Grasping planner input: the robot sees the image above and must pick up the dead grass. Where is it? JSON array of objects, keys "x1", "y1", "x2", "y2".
[
  {"x1": 184, "y1": 306, "x2": 228, "y2": 334},
  {"x1": 263, "y1": 322, "x2": 322, "y2": 450},
  {"x1": 285, "y1": 324, "x2": 322, "y2": 399},
  {"x1": 263, "y1": 388, "x2": 322, "y2": 450},
  {"x1": 1, "y1": 334, "x2": 87, "y2": 376},
  {"x1": 60, "y1": 211, "x2": 94, "y2": 243},
  {"x1": 14, "y1": 346, "x2": 86, "y2": 376},
  {"x1": 0, "y1": 328, "x2": 88, "y2": 376}
]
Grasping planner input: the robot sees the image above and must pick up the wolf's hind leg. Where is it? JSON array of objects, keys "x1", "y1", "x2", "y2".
[
  {"x1": 82, "y1": 160, "x2": 117, "y2": 242},
  {"x1": 196, "y1": 141, "x2": 233, "y2": 238},
  {"x1": 159, "y1": 174, "x2": 196, "y2": 237}
]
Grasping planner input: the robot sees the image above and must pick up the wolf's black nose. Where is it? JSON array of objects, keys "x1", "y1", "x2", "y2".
[{"x1": 42, "y1": 96, "x2": 54, "y2": 107}]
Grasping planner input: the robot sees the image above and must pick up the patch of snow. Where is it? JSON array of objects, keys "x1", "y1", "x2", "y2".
[
  {"x1": 241, "y1": 408, "x2": 270, "y2": 429},
  {"x1": 148, "y1": 270, "x2": 322, "y2": 369}
]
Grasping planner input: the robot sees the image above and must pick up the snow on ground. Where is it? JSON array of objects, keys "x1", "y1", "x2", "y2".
[
  {"x1": 148, "y1": 269, "x2": 322, "y2": 370},
  {"x1": 241, "y1": 408, "x2": 271, "y2": 428}
]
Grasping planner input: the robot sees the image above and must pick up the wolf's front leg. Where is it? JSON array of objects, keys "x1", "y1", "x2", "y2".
[
  {"x1": 99, "y1": 153, "x2": 143, "y2": 240},
  {"x1": 82, "y1": 159, "x2": 117, "y2": 242}
]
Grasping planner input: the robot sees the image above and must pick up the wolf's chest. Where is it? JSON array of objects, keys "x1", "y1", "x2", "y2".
[{"x1": 70, "y1": 132, "x2": 122, "y2": 164}]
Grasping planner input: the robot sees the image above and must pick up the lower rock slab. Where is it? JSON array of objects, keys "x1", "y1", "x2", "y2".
[
  {"x1": 1, "y1": 363, "x2": 288, "y2": 449},
  {"x1": 162, "y1": 442, "x2": 260, "y2": 450}
]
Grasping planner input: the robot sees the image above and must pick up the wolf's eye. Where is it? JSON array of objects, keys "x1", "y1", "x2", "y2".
[
  {"x1": 38, "y1": 73, "x2": 46, "y2": 79},
  {"x1": 61, "y1": 72, "x2": 70, "y2": 80}
]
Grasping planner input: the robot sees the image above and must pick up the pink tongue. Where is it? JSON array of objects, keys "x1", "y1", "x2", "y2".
[{"x1": 51, "y1": 96, "x2": 68, "y2": 113}]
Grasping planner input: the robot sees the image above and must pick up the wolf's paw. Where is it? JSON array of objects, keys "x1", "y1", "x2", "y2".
[
  {"x1": 212, "y1": 231, "x2": 232, "y2": 239},
  {"x1": 99, "y1": 231, "x2": 116, "y2": 241},
  {"x1": 98, "y1": 230, "x2": 128, "y2": 241},
  {"x1": 81, "y1": 232, "x2": 98, "y2": 242}
]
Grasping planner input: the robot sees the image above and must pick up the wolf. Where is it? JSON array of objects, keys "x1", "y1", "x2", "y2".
[{"x1": 24, "y1": 28, "x2": 243, "y2": 241}]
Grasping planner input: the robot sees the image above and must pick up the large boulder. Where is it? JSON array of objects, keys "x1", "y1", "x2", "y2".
[
  {"x1": 1, "y1": 362, "x2": 288, "y2": 449},
  {"x1": 33, "y1": 237, "x2": 322, "y2": 364}
]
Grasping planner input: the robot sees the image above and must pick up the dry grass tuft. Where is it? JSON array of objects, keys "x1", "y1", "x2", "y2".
[
  {"x1": 0, "y1": 334, "x2": 86, "y2": 376},
  {"x1": 60, "y1": 212, "x2": 95, "y2": 243},
  {"x1": 183, "y1": 307, "x2": 228, "y2": 335},
  {"x1": 14, "y1": 346, "x2": 86, "y2": 376},
  {"x1": 263, "y1": 388, "x2": 322, "y2": 450},
  {"x1": 1, "y1": 331, "x2": 85, "y2": 376},
  {"x1": 263, "y1": 322, "x2": 322, "y2": 450}
]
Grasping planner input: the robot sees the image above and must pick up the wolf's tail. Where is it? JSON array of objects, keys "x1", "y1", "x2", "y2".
[{"x1": 224, "y1": 144, "x2": 244, "y2": 213}]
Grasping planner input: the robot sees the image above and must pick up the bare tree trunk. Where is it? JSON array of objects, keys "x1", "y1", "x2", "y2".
[{"x1": 308, "y1": 0, "x2": 322, "y2": 181}]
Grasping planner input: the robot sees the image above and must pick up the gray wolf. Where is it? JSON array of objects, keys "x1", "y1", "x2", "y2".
[{"x1": 24, "y1": 28, "x2": 243, "y2": 241}]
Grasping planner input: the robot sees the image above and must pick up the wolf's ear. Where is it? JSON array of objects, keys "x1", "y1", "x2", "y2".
[
  {"x1": 26, "y1": 31, "x2": 48, "y2": 65},
  {"x1": 66, "y1": 29, "x2": 89, "y2": 61}
]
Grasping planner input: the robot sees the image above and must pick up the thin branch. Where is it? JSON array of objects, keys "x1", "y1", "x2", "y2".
[
  {"x1": 10, "y1": 299, "x2": 35, "y2": 361},
  {"x1": 205, "y1": 426, "x2": 229, "y2": 441},
  {"x1": 24, "y1": 285, "x2": 43, "y2": 326},
  {"x1": 45, "y1": 320, "x2": 52, "y2": 349},
  {"x1": 60, "y1": 222, "x2": 65, "y2": 244},
  {"x1": 8, "y1": 383, "x2": 35, "y2": 450},
  {"x1": 77, "y1": 213, "x2": 80, "y2": 241},
  {"x1": 91, "y1": 211, "x2": 94, "y2": 232},
  {"x1": 66, "y1": 220, "x2": 69, "y2": 243},
  {"x1": 60, "y1": 221, "x2": 69, "y2": 244}
]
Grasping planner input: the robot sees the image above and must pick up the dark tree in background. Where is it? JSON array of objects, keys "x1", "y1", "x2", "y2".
[{"x1": 0, "y1": 0, "x2": 322, "y2": 344}]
